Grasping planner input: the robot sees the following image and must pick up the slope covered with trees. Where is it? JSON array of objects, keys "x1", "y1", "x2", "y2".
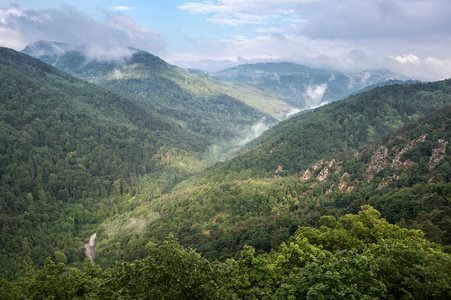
[
  {"x1": 22, "y1": 41, "x2": 289, "y2": 149},
  {"x1": 0, "y1": 47, "x2": 214, "y2": 280},
  {"x1": 3, "y1": 42, "x2": 451, "y2": 298},
  {"x1": 2, "y1": 207, "x2": 450, "y2": 299},
  {"x1": 93, "y1": 93, "x2": 451, "y2": 266},
  {"x1": 195, "y1": 79, "x2": 451, "y2": 183}
]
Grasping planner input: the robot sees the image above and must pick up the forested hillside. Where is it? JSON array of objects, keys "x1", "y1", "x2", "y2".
[
  {"x1": 196, "y1": 79, "x2": 451, "y2": 183},
  {"x1": 2, "y1": 44, "x2": 451, "y2": 298},
  {"x1": 2, "y1": 207, "x2": 450, "y2": 299},
  {"x1": 0, "y1": 47, "x2": 213, "y2": 279},
  {"x1": 22, "y1": 41, "x2": 291, "y2": 150},
  {"x1": 93, "y1": 101, "x2": 451, "y2": 264}
]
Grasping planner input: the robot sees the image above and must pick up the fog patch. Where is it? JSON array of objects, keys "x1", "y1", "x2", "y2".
[
  {"x1": 285, "y1": 108, "x2": 301, "y2": 118},
  {"x1": 126, "y1": 218, "x2": 149, "y2": 234},
  {"x1": 113, "y1": 69, "x2": 124, "y2": 79},
  {"x1": 272, "y1": 72, "x2": 281, "y2": 84},
  {"x1": 237, "y1": 118, "x2": 269, "y2": 146},
  {"x1": 328, "y1": 73, "x2": 335, "y2": 82},
  {"x1": 305, "y1": 83, "x2": 328, "y2": 107},
  {"x1": 347, "y1": 75, "x2": 355, "y2": 89},
  {"x1": 358, "y1": 71, "x2": 372, "y2": 85},
  {"x1": 83, "y1": 43, "x2": 137, "y2": 62},
  {"x1": 203, "y1": 117, "x2": 273, "y2": 163}
]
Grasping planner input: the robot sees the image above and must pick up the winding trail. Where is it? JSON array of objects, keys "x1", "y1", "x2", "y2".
[{"x1": 84, "y1": 233, "x2": 96, "y2": 263}]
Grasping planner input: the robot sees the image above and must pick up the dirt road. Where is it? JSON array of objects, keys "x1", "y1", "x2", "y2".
[{"x1": 84, "y1": 233, "x2": 96, "y2": 263}]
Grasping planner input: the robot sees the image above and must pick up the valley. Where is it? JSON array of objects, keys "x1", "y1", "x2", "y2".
[{"x1": 1, "y1": 44, "x2": 450, "y2": 299}]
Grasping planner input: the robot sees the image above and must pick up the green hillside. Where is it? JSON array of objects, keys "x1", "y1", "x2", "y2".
[
  {"x1": 2, "y1": 44, "x2": 451, "y2": 297},
  {"x1": 196, "y1": 79, "x2": 451, "y2": 184},
  {"x1": 22, "y1": 41, "x2": 292, "y2": 149},
  {"x1": 93, "y1": 96, "x2": 451, "y2": 267},
  {"x1": 3, "y1": 207, "x2": 450, "y2": 299},
  {"x1": 0, "y1": 47, "x2": 214, "y2": 280}
]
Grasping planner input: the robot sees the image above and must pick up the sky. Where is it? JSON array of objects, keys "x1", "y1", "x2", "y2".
[{"x1": 0, "y1": 0, "x2": 451, "y2": 80}]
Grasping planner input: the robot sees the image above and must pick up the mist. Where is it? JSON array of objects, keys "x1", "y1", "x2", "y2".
[
  {"x1": 236, "y1": 118, "x2": 270, "y2": 146},
  {"x1": 0, "y1": 5, "x2": 166, "y2": 58},
  {"x1": 305, "y1": 83, "x2": 328, "y2": 107}
]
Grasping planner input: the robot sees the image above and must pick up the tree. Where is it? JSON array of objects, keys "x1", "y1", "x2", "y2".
[
  {"x1": 54, "y1": 251, "x2": 67, "y2": 265},
  {"x1": 101, "y1": 235, "x2": 219, "y2": 299}
]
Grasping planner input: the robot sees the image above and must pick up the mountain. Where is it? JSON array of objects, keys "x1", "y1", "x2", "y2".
[
  {"x1": 0, "y1": 46, "x2": 218, "y2": 279},
  {"x1": 297, "y1": 102, "x2": 451, "y2": 242},
  {"x1": 214, "y1": 62, "x2": 408, "y2": 109},
  {"x1": 92, "y1": 79, "x2": 451, "y2": 266},
  {"x1": 90, "y1": 103, "x2": 451, "y2": 274},
  {"x1": 3, "y1": 45, "x2": 451, "y2": 297},
  {"x1": 22, "y1": 41, "x2": 295, "y2": 154},
  {"x1": 193, "y1": 79, "x2": 451, "y2": 184},
  {"x1": 352, "y1": 78, "x2": 422, "y2": 94}
]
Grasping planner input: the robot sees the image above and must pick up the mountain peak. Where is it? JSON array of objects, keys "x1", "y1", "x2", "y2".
[{"x1": 22, "y1": 40, "x2": 142, "y2": 65}]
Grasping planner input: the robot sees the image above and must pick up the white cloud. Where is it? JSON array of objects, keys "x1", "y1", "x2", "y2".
[
  {"x1": 207, "y1": 13, "x2": 265, "y2": 26},
  {"x1": 392, "y1": 54, "x2": 420, "y2": 65},
  {"x1": 178, "y1": 1, "x2": 222, "y2": 14},
  {"x1": 299, "y1": 0, "x2": 451, "y2": 40},
  {"x1": 305, "y1": 83, "x2": 327, "y2": 106},
  {"x1": 179, "y1": 0, "x2": 315, "y2": 29},
  {"x1": 256, "y1": 26, "x2": 280, "y2": 33},
  {"x1": 387, "y1": 55, "x2": 451, "y2": 80},
  {"x1": 180, "y1": 0, "x2": 451, "y2": 39},
  {"x1": 0, "y1": 5, "x2": 166, "y2": 56},
  {"x1": 179, "y1": 0, "x2": 319, "y2": 16},
  {"x1": 110, "y1": 6, "x2": 135, "y2": 12},
  {"x1": 175, "y1": 0, "x2": 451, "y2": 80},
  {"x1": 0, "y1": 6, "x2": 24, "y2": 24}
]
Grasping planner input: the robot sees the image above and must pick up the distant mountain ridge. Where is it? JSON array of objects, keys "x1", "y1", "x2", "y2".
[
  {"x1": 22, "y1": 41, "x2": 299, "y2": 157},
  {"x1": 214, "y1": 62, "x2": 409, "y2": 108},
  {"x1": 23, "y1": 41, "x2": 412, "y2": 120}
]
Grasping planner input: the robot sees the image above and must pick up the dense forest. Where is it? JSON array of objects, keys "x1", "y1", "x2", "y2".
[
  {"x1": 22, "y1": 41, "x2": 287, "y2": 144},
  {"x1": 196, "y1": 78, "x2": 451, "y2": 182},
  {"x1": 0, "y1": 47, "x2": 213, "y2": 279},
  {"x1": 92, "y1": 102, "x2": 451, "y2": 264},
  {"x1": 1, "y1": 207, "x2": 450, "y2": 299},
  {"x1": 1, "y1": 45, "x2": 451, "y2": 298}
]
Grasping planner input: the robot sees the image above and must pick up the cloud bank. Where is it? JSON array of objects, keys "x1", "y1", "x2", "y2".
[
  {"x1": 177, "y1": 0, "x2": 451, "y2": 80},
  {"x1": 0, "y1": 1, "x2": 450, "y2": 80},
  {"x1": 0, "y1": 4, "x2": 166, "y2": 57}
]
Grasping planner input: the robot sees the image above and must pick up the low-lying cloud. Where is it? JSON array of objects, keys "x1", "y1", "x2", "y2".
[
  {"x1": 237, "y1": 118, "x2": 270, "y2": 146},
  {"x1": 0, "y1": 4, "x2": 166, "y2": 58},
  {"x1": 177, "y1": 0, "x2": 451, "y2": 80},
  {"x1": 305, "y1": 83, "x2": 328, "y2": 107}
]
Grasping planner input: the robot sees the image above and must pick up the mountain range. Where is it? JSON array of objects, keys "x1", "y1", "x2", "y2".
[
  {"x1": 1, "y1": 42, "x2": 450, "y2": 298},
  {"x1": 95, "y1": 77, "x2": 451, "y2": 264},
  {"x1": 213, "y1": 62, "x2": 409, "y2": 108}
]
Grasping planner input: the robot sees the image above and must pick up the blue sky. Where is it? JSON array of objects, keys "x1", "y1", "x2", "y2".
[{"x1": 1, "y1": 0, "x2": 451, "y2": 80}]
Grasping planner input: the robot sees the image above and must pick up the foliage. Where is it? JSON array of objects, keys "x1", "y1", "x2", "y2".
[
  {"x1": 3, "y1": 208, "x2": 450, "y2": 299},
  {"x1": 100, "y1": 235, "x2": 218, "y2": 299},
  {"x1": 4, "y1": 44, "x2": 451, "y2": 300},
  {"x1": 197, "y1": 79, "x2": 451, "y2": 182},
  {"x1": 24, "y1": 42, "x2": 279, "y2": 146},
  {"x1": 0, "y1": 47, "x2": 210, "y2": 279}
]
